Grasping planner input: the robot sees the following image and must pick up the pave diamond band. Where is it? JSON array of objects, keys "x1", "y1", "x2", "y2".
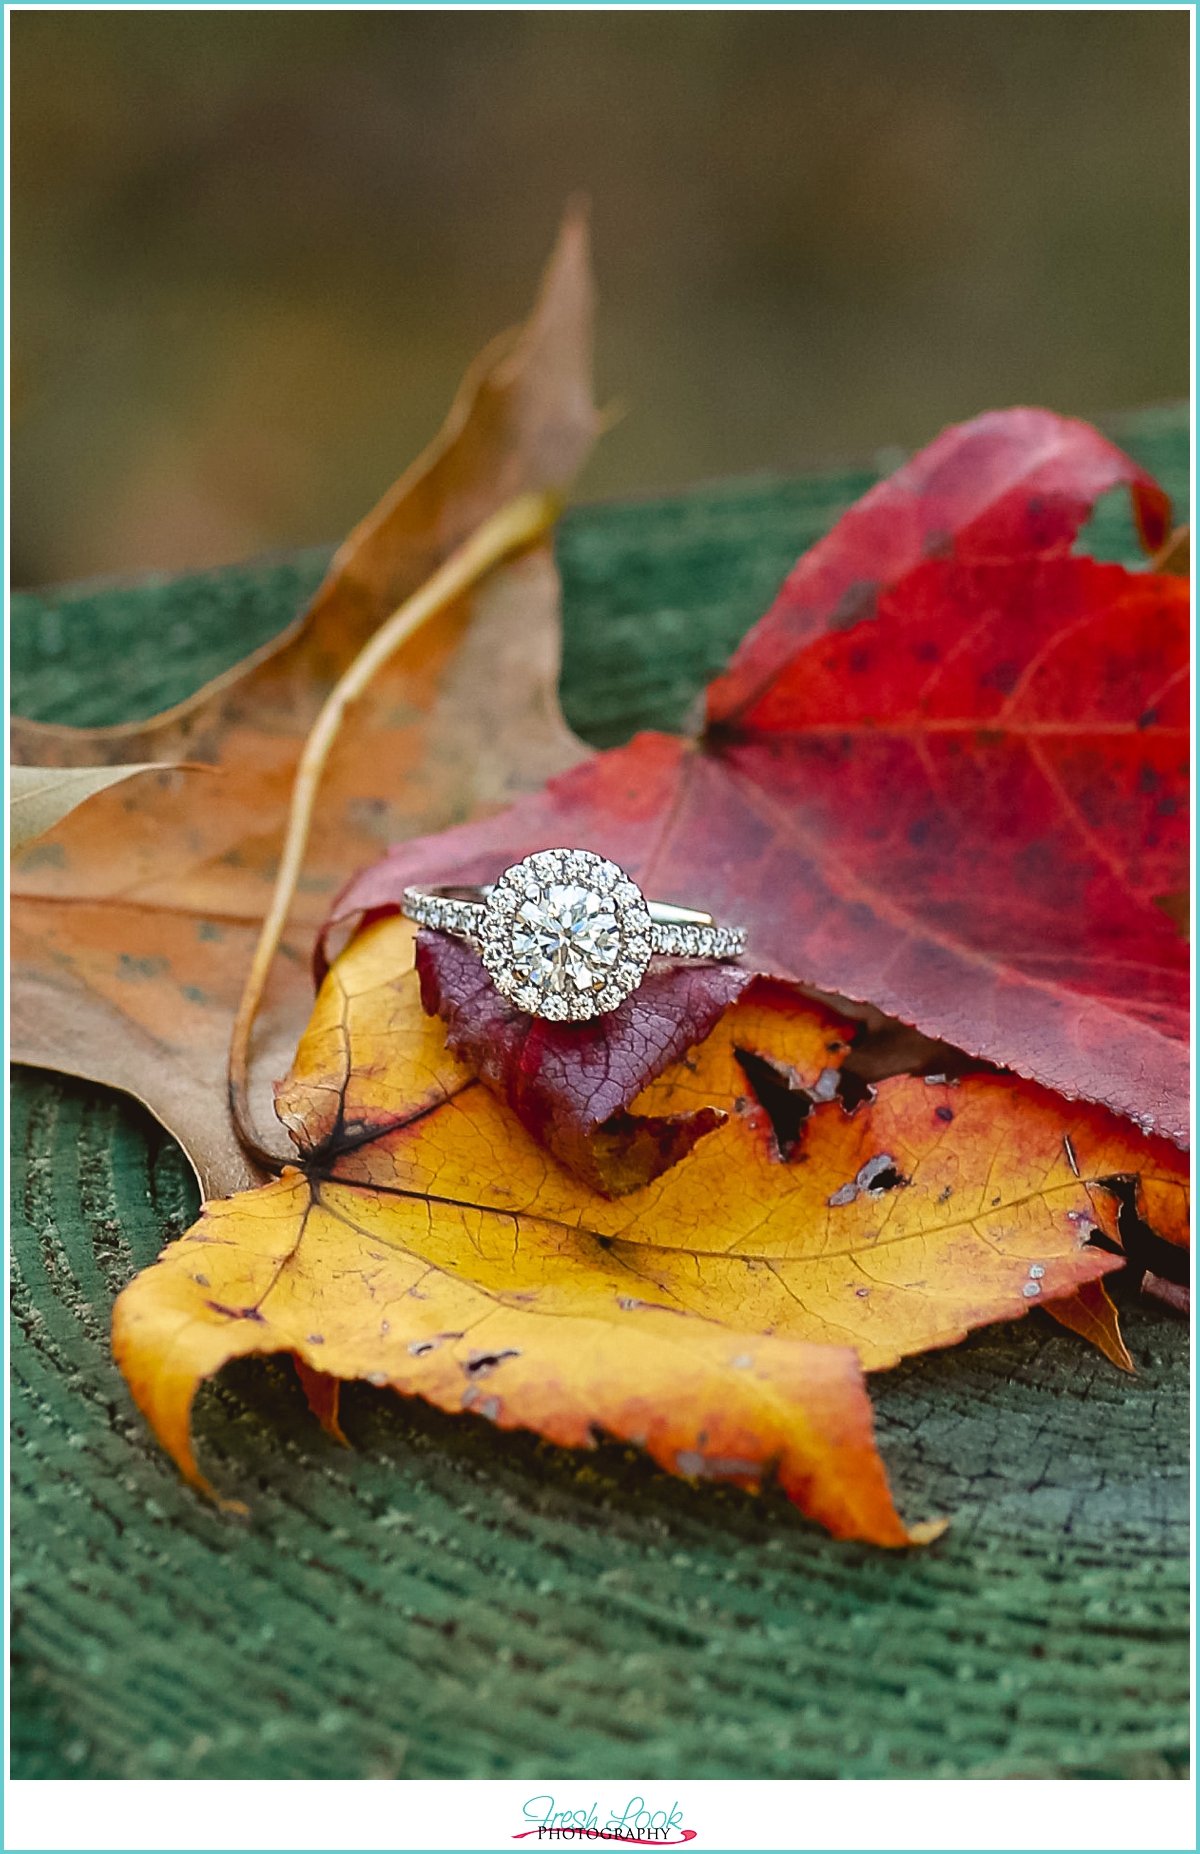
[
  {"x1": 400, "y1": 890, "x2": 744, "y2": 960},
  {"x1": 401, "y1": 889, "x2": 490, "y2": 947},
  {"x1": 402, "y1": 849, "x2": 745, "y2": 1023}
]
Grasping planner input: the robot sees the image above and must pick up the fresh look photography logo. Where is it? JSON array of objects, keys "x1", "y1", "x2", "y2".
[{"x1": 514, "y1": 1795, "x2": 696, "y2": 1845}]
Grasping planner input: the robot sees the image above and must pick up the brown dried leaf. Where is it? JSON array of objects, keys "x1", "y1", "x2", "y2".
[{"x1": 11, "y1": 213, "x2": 600, "y2": 1195}]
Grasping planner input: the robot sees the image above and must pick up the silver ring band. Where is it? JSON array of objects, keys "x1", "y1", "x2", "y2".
[
  {"x1": 401, "y1": 849, "x2": 745, "y2": 1022},
  {"x1": 403, "y1": 885, "x2": 745, "y2": 961}
]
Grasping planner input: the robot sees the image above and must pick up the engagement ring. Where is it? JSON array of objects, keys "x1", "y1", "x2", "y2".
[{"x1": 402, "y1": 848, "x2": 746, "y2": 1022}]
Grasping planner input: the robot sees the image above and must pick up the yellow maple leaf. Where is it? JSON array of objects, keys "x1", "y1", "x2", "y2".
[{"x1": 113, "y1": 916, "x2": 1186, "y2": 1544}]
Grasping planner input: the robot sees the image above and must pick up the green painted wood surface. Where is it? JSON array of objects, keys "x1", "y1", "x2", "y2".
[{"x1": 11, "y1": 407, "x2": 1190, "y2": 1781}]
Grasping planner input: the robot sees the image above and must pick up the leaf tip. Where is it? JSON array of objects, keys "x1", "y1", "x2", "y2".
[
  {"x1": 293, "y1": 1356, "x2": 351, "y2": 1446},
  {"x1": 906, "y1": 1515, "x2": 950, "y2": 1547}
]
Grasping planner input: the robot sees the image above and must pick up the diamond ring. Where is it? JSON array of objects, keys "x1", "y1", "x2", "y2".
[{"x1": 402, "y1": 848, "x2": 746, "y2": 1022}]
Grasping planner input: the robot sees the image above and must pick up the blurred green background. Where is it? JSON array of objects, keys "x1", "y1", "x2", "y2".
[{"x1": 11, "y1": 8, "x2": 1189, "y2": 589}]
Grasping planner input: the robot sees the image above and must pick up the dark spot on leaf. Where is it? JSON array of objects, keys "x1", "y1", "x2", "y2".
[
  {"x1": 407, "y1": 1330, "x2": 463, "y2": 1358},
  {"x1": 829, "y1": 580, "x2": 878, "y2": 630},
  {"x1": 1137, "y1": 707, "x2": 1159, "y2": 730},
  {"x1": 912, "y1": 638, "x2": 939, "y2": 663},
  {"x1": 848, "y1": 646, "x2": 871, "y2": 674},
  {"x1": 935, "y1": 1105, "x2": 954, "y2": 1123},
  {"x1": 1138, "y1": 763, "x2": 1161, "y2": 794},
  {"x1": 980, "y1": 660, "x2": 1019, "y2": 696},
  {"x1": 463, "y1": 1348, "x2": 521, "y2": 1378},
  {"x1": 1014, "y1": 838, "x2": 1075, "y2": 897},
  {"x1": 117, "y1": 954, "x2": 169, "y2": 981},
  {"x1": 205, "y1": 1300, "x2": 265, "y2": 1323},
  {"x1": 17, "y1": 842, "x2": 65, "y2": 872}
]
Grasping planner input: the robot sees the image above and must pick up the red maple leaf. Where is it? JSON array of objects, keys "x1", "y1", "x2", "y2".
[
  {"x1": 323, "y1": 409, "x2": 1189, "y2": 1145},
  {"x1": 414, "y1": 931, "x2": 751, "y2": 1194}
]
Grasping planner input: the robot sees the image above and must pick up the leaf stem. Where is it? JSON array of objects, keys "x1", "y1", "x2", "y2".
[{"x1": 228, "y1": 488, "x2": 563, "y2": 1172}]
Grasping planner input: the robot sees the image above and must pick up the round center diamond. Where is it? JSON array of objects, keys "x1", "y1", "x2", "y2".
[
  {"x1": 481, "y1": 849, "x2": 654, "y2": 1022},
  {"x1": 511, "y1": 881, "x2": 620, "y2": 997}
]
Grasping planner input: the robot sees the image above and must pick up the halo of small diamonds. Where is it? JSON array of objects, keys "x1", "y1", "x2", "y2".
[{"x1": 480, "y1": 849, "x2": 653, "y2": 1022}]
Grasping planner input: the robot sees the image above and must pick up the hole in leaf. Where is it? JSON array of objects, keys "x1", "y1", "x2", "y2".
[
  {"x1": 827, "y1": 1152, "x2": 910, "y2": 1208},
  {"x1": 855, "y1": 1154, "x2": 909, "y2": 1196},
  {"x1": 1086, "y1": 1174, "x2": 1188, "y2": 1292},
  {"x1": 733, "y1": 1048, "x2": 814, "y2": 1161},
  {"x1": 835, "y1": 1070, "x2": 878, "y2": 1116},
  {"x1": 735, "y1": 1045, "x2": 885, "y2": 1162}
]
